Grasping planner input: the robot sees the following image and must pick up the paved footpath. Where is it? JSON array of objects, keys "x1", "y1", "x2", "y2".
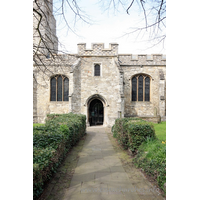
[{"x1": 61, "y1": 126, "x2": 164, "y2": 200}]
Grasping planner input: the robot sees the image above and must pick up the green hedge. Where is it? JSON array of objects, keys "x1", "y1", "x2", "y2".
[
  {"x1": 33, "y1": 113, "x2": 86, "y2": 199},
  {"x1": 127, "y1": 121, "x2": 156, "y2": 152},
  {"x1": 112, "y1": 117, "x2": 155, "y2": 152},
  {"x1": 133, "y1": 139, "x2": 166, "y2": 193}
]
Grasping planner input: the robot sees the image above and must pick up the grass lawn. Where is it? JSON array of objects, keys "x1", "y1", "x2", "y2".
[
  {"x1": 33, "y1": 123, "x2": 45, "y2": 127},
  {"x1": 154, "y1": 121, "x2": 166, "y2": 141}
]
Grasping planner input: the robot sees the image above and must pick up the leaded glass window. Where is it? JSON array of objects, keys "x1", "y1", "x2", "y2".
[
  {"x1": 50, "y1": 75, "x2": 69, "y2": 101},
  {"x1": 50, "y1": 77, "x2": 56, "y2": 101},
  {"x1": 57, "y1": 76, "x2": 62, "y2": 101},
  {"x1": 145, "y1": 77, "x2": 150, "y2": 101},
  {"x1": 138, "y1": 75, "x2": 143, "y2": 101},
  {"x1": 94, "y1": 64, "x2": 100, "y2": 76},
  {"x1": 132, "y1": 77, "x2": 137, "y2": 101},
  {"x1": 63, "y1": 78, "x2": 69, "y2": 101},
  {"x1": 131, "y1": 74, "x2": 150, "y2": 102}
]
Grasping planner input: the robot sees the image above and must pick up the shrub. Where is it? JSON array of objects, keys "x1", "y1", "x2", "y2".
[
  {"x1": 127, "y1": 121, "x2": 156, "y2": 153},
  {"x1": 112, "y1": 118, "x2": 128, "y2": 149},
  {"x1": 112, "y1": 117, "x2": 149, "y2": 151},
  {"x1": 33, "y1": 132, "x2": 66, "y2": 149},
  {"x1": 33, "y1": 113, "x2": 86, "y2": 199},
  {"x1": 133, "y1": 139, "x2": 166, "y2": 192}
]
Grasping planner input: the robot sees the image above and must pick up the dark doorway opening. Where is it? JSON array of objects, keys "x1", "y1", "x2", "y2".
[{"x1": 89, "y1": 99, "x2": 104, "y2": 126}]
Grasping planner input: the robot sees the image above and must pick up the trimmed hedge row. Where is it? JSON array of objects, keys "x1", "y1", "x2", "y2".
[
  {"x1": 112, "y1": 117, "x2": 156, "y2": 153},
  {"x1": 33, "y1": 113, "x2": 86, "y2": 199}
]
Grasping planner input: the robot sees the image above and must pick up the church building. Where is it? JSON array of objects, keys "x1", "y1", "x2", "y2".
[{"x1": 33, "y1": 1, "x2": 166, "y2": 127}]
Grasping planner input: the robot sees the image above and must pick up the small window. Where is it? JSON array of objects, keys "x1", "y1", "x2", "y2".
[
  {"x1": 50, "y1": 75, "x2": 69, "y2": 101},
  {"x1": 94, "y1": 64, "x2": 100, "y2": 76}
]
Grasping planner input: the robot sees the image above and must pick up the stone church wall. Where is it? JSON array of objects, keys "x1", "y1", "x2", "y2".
[
  {"x1": 123, "y1": 65, "x2": 163, "y2": 117},
  {"x1": 33, "y1": 45, "x2": 166, "y2": 126},
  {"x1": 33, "y1": 55, "x2": 77, "y2": 123},
  {"x1": 120, "y1": 54, "x2": 166, "y2": 121}
]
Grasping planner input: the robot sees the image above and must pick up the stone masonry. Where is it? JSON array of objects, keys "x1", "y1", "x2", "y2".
[{"x1": 33, "y1": 43, "x2": 166, "y2": 126}]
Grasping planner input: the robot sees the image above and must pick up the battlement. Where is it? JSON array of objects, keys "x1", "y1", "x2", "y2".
[
  {"x1": 118, "y1": 54, "x2": 166, "y2": 66},
  {"x1": 77, "y1": 43, "x2": 165, "y2": 65},
  {"x1": 77, "y1": 43, "x2": 118, "y2": 56}
]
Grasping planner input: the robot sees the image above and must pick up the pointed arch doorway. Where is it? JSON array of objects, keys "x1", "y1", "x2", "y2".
[{"x1": 89, "y1": 99, "x2": 104, "y2": 126}]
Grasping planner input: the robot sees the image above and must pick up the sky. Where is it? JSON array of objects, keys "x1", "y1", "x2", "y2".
[{"x1": 53, "y1": 0, "x2": 166, "y2": 54}]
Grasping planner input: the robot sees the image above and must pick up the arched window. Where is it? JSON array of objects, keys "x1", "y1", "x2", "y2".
[
  {"x1": 94, "y1": 64, "x2": 100, "y2": 76},
  {"x1": 50, "y1": 75, "x2": 69, "y2": 101},
  {"x1": 131, "y1": 74, "x2": 150, "y2": 102}
]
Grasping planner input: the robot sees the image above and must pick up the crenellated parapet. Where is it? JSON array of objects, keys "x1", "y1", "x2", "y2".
[
  {"x1": 33, "y1": 43, "x2": 166, "y2": 67},
  {"x1": 118, "y1": 54, "x2": 166, "y2": 66},
  {"x1": 77, "y1": 43, "x2": 118, "y2": 56}
]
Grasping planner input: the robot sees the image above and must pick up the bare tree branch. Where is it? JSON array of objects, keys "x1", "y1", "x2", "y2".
[
  {"x1": 99, "y1": 0, "x2": 166, "y2": 49},
  {"x1": 127, "y1": 0, "x2": 135, "y2": 15},
  {"x1": 139, "y1": 0, "x2": 147, "y2": 30}
]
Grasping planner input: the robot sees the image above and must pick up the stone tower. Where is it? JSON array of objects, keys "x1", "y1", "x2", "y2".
[
  {"x1": 33, "y1": 0, "x2": 58, "y2": 123},
  {"x1": 33, "y1": 0, "x2": 58, "y2": 56}
]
